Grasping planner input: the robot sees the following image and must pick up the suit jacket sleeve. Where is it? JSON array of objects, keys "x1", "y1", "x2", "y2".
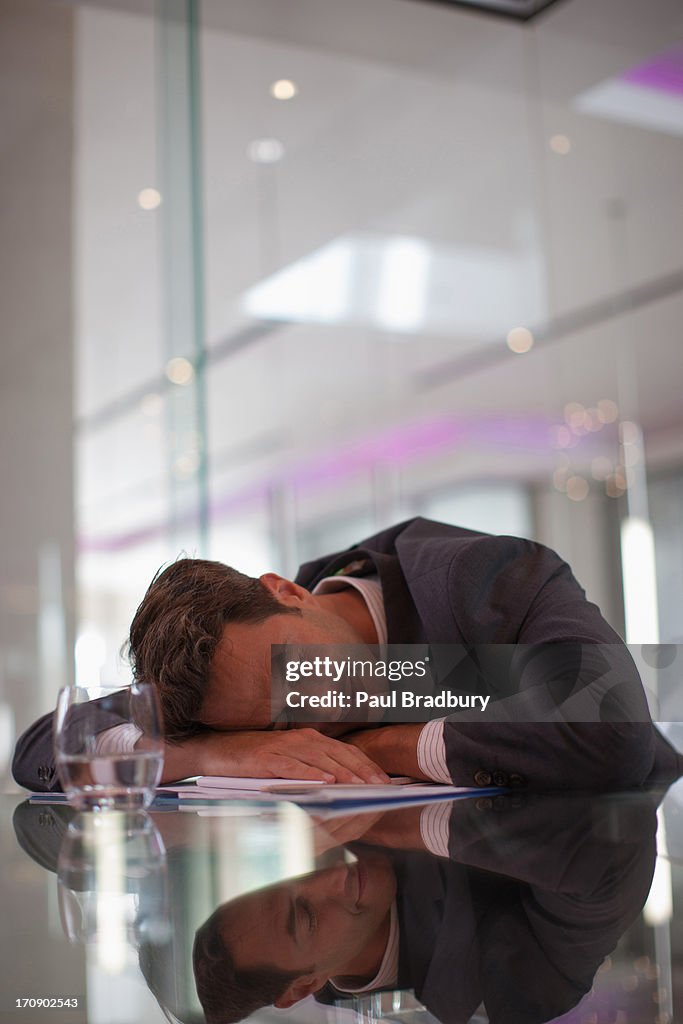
[
  {"x1": 12, "y1": 710, "x2": 63, "y2": 792},
  {"x1": 12, "y1": 693, "x2": 131, "y2": 793},
  {"x1": 442, "y1": 536, "x2": 658, "y2": 790}
]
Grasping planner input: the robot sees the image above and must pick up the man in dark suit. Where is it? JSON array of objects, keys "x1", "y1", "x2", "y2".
[{"x1": 12, "y1": 517, "x2": 681, "y2": 792}]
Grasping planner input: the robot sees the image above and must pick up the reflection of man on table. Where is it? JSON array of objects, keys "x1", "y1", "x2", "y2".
[
  {"x1": 9, "y1": 787, "x2": 664, "y2": 1024},
  {"x1": 13, "y1": 518, "x2": 682, "y2": 792},
  {"x1": 186, "y1": 792, "x2": 659, "y2": 1024}
]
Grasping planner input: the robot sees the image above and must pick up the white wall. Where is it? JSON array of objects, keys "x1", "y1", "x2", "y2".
[{"x1": 0, "y1": 0, "x2": 75, "y2": 781}]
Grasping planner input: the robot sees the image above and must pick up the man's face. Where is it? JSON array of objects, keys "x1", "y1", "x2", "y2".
[
  {"x1": 198, "y1": 578, "x2": 364, "y2": 732},
  {"x1": 217, "y1": 850, "x2": 396, "y2": 1003}
]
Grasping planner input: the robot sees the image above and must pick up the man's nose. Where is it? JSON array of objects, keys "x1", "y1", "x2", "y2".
[{"x1": 302, "y1": 863, "x2": 354, "y2": 905}]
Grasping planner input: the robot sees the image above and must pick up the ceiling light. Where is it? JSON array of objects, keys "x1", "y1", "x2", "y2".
[
  {"x1": 550, "y1": 424, "x2": 574, "y2": 449},
  {"x1": 605, "y1": 471, "x2": 627, "y2": 498},
  {"x1": 597, "y1": 398, "x2": 618, "y2": 423},
  {"x1": 591, "y1": 457, "x2": 612, "y2": 481},
  {"x1": 563, "y1": 402, "x2": 584, "y2": 426},
  {"x1": 247, "y1": 138, "x2": 285, "y2": 164},
  {"x1": 166, "y1": 357, "x2": 194, "y2": 385},
  {"x1": 173, "y1": 452, "x2": 200, "y2": 478},
  {"x1": 137, "y1": 188, "x2": 162, "y2": 210},
  {"x1": 506, "y1": 327, "x2": 534, "y2": 353},
  {"x1": 270, "y1": 79, "x2": 297, "y2": 101},
  {"x1": 619, "y1": 420, "x2": 640, "y2": 445},
  {"x1": 552, "y1": 467, "x2": 569, "y2": 492},
  {"x1": 243, "y1": 232, "x2": 547, "y2": 337},
  {"x1": 566, "y1": 476, "x2": 589, "y2": 501},
  {"x1": 140, "y1": 393, "x2": 163, "y2": 417},
  {"x1": 549, "y1": 134, "x2": 571, "y2": 155},
  {"x1": 377, "y1": 238, "x2": 430, "y2": 332}
]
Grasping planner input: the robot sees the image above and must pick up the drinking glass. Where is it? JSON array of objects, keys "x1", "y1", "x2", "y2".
[
  {"x1": 54, "y1": 684, "x2": 164, "y2": 810},
  {"x1": 57, "y1": 811, "x2": 169, "y2": 947}
]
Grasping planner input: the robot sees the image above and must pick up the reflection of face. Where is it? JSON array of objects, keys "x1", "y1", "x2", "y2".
[
  {"x1": 198, "y1": 596, "x2": 364, "y2": 732},
  {"x1": 220, "y1": 851, "x2": 396, "y2": 1001}
]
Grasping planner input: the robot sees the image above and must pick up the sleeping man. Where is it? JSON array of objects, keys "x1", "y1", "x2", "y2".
[{"x1": 12, "y1": 518, "x2": 682, "y2": 792}]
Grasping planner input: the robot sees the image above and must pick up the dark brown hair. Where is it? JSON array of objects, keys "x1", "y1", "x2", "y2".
[
  {"x1": 192, "y1": 903, "x2": 309, "y2": 1024},
  {"x1": 127, "y1": 558, "x2": 299, "y2": 742}
]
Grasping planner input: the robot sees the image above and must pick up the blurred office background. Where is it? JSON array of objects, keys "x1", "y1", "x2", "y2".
[{"x1": 2, "y1": 0, "x2": 683, "y2": 781}]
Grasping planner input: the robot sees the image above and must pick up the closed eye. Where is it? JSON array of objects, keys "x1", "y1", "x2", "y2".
[{"x1": 297, "y1": 897, "x2": 317, "y2": 935}]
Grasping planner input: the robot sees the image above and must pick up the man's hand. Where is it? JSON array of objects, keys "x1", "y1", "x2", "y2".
[
  {"x1": 311, "y1": 805, "x2": 427, "y2": 856},
  {"x1": 343, "y1": 724, "x2": 430, "y2": 780},
  {"x1": 311, "y1": 811, "x2": 387, "y2": 857},
  {"x1": 161, "y1": 728, "x2": 390, "y2": 785}
]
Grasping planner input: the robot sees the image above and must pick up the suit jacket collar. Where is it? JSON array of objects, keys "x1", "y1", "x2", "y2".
[{"x1": 295, "y1": 517, "x2": 479, "y2": 644}]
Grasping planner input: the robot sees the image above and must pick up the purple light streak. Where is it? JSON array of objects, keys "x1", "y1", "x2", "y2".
[
  {"x1": 79, "y1": 413, "x2": 556, "y2": 554},
  {"x1": 622, "y1": 48, "x2": 683, "y2": 98}
]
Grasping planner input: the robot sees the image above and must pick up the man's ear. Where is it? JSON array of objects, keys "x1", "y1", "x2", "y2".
[
  {"x1": 260, "y1": 573, "x2": 311, "y2": 608},
  {"x1": 274, "y1": 973, "x2": 328, "y2": 1008}
]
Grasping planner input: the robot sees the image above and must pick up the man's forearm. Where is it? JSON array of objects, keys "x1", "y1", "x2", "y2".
[
  {"x1": 158, "y1": 727, "x2": 391, "y2": 784},
  {"x1": 157, "y1": 735, "x2": 209, "y2": 783},
  {"x1": 344, "y1": 724, "x2": 430, "y2": 779}
]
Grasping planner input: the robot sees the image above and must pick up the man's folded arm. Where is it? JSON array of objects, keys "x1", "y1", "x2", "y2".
[
  {"x1": 12, "y1": 698, "x2": 135, "y2": 792},
  {"x1": 12, "y1": 711, "x2": 62, "y2": 792}
]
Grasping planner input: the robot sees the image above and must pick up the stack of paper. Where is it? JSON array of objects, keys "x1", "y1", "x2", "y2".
[{"x1": 155, "y1": 775, "x2": 496, "y2": 810}]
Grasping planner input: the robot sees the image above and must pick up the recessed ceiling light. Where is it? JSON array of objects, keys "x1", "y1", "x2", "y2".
[
  {"x1": 137, "y1": 187, "x2": 162, "y2": 210},
  {"x1": 549, "y1": 134, "x2": 571, "y2": 155},
  {"x1": 597, "y1": 398, "x2": 618, "y2": 423},
  {"x1": 605, "y1": 471, "x2": 627, "y2": 498},
  {"x1": 566, "y1": 475, "x2": 589, "y2": 501},
  {"x1": 583, "y1": 407, "x2": 604, "y2": 432},
  {"x1": 140, "y1": 393, "x2": 163, "y2": 417},
  {"x1": 563, "y1": 402, "x2": 585, "y2": 428},
  {"x1": 619, "y1": 420, "x2": 640, "y2": 445},
  {"x1": 506, "y1": 326, "x2": 534, "y2": 353},
  {"x1": 550, "y1": 424, "x2": 573, "y2": 449},
  {"x1": 591, "y1": 457, "x2": 612, "y2": 481},
  {"x1": 247, "y1": 138, "x2": 285, "y2": 164},
  {"x1": 552, "y1": 467, "x2": 570, "y2": 492},
  {"x1": 173, "y1": 452, "x2": 200, "y2": 478},
  {"x1": 166, "y1": 357, "x2": 194, "y2": 385},
  {"x1": 270, "y1": 79, "x2": 298, "y2": 101}
]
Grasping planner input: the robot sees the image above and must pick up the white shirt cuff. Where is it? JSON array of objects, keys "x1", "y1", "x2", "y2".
[
  {"x1": 94, "y1": 723, "x2": 142, "y2": 755},
  {"x1": 416, "y1": 718, "x2": 452, "y2": 784},
  {"x1": 419, "y1": 801, "x2": 452, "y2": 858}
]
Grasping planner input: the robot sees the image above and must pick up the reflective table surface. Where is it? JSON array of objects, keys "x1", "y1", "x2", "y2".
[{"x1": 3, "y1": 782, "x2": 683, "y2": 1024}]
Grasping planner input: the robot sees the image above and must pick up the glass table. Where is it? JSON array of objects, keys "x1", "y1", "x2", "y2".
[{"x1": 3, "y1": 780, "x2": 683, "y2": 1023}]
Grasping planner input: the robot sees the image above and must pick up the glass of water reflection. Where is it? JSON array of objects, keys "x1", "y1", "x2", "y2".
[{"x1": 54, "y1": 684, "x2": 164, "y2": 810}]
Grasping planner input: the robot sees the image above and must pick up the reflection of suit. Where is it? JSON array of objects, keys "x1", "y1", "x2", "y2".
[
  {"x1": 13, "y1": 517, "x2": 682, "y2": 792},
  {"x1": 15, "y1": 789, "x2": 661, "y2": 1024},
  {"x1": 296, "y1": 517, "x2": 681, "y2": 789},
  {"x1": 328, "y1": 791, "x2": 659, "y2": 1024}
]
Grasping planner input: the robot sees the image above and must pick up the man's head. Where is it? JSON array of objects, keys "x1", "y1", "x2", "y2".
[
  {"x1": 193, "y1": 851, "x2": 396, "y2": 1024},
  {"x1": 128, "y1": 559, "x2": 370, "y2": 741}
]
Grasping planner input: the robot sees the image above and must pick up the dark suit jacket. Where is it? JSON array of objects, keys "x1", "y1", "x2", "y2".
[
  {"x1": 390, "y1": 791, "x2": 658, "y2": 1024},
  {"x1": 313, "y1": 790, "x2": 658, "y2": 1024},
  {"x1": 295, "y1": 517, "x2": 682, "y2": 790},
  {"x1": 13, "y1": 517, "x2": 681, "y2": 791}
]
